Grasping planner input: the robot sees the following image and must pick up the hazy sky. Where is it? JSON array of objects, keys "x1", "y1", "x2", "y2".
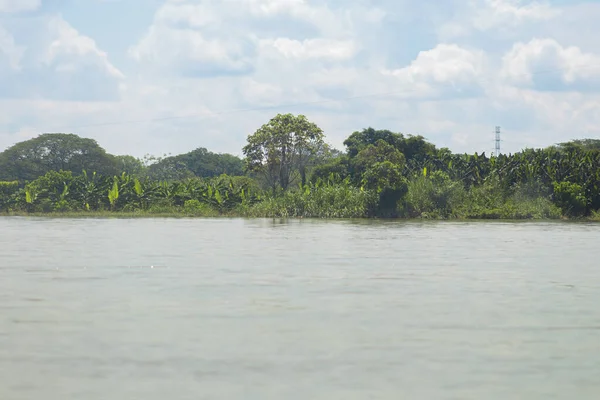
[{"x1": 0, "y1": 0, "x2": 599, "y2": 158}]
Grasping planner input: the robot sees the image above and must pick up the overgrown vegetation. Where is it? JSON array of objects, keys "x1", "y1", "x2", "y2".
[{"x1": 1, "y1": 113, "x2": 599, "y2": 220}]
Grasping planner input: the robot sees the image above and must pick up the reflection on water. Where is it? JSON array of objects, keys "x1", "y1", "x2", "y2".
[{"x1": 1, "y1": 217, "x2": 600, "y2": 399}]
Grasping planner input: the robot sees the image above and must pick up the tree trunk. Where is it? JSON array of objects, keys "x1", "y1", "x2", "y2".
[
  {"x1": 280, "y1": 146, "x2": 288, "y2": 190},
  {"x1": 300, "y1": 166, "x2": 306, "y2": 187}
]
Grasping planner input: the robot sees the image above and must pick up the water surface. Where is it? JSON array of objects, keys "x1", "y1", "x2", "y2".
[{"x1": 1, "y1": 218, "x2": 599, "y2": 399}]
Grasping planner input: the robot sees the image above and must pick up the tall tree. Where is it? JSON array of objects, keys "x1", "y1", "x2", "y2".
[
  {"x1": 114, "y1": 155, "x2": 146, "y2": 176},
  {"x1": 243, "y1": 113, "x2": 325, "y2": 190},
  {"x1": 143, "y1": 147, "x2": 244, "y2": 181},
  {"x1": 0, "y1": 133, "x2": 118, "y2": 181},
  {"x1": 164, "y1": 147, "x2": 243, "y2": 178},
  {"x1": 555, "y1": 139, "x2": 600, "y2": 153},
  {"x1": 343, "y1": 127, "x2": 437, "y2": 163}
]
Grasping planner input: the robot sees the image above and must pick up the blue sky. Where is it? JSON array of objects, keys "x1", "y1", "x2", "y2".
[{"x1": 1, "y1": 0, "x2": 599, "y2": 158}]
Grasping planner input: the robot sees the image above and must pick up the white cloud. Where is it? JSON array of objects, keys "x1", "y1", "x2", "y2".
[
  {"x1": 130, "y1": 25, "x2": 254, "y2": 75},
  {"x1": 260, "y1": 38, "x2": 358, "y2": 60},
  {"x1": 129, "y1": 0, "x2": 383, "y2": 77},
  {"x1": 439, "y1": 0, "x2": 560, "y2": 39},
  {"x1": 0, "y1": 25, "x2": 23, "y2": 69},
  {"x1": 501, "y1": 38, "x2": 600, "y2": 89},
  {"x1": 45, "y1": 17, "x2": 124, "y2": 79},
  {"x1": 2, "y1": 0, "x2": 600, "y2": 160},
  {"x1": 478, "y1": 0, "x2": 559, "y2": 24},
  {"x1": 242, "y1": 0, "x2": 355, "y2": 37},
  {"x1": 0, "y1": 15, "x2": 123, "y2": 102},
  {"x1": 382, "y1": 44, "x2": 487, "y2": 98},
  {"x1": 0, "y1": 0, "x2": 40, "y2": 13}
]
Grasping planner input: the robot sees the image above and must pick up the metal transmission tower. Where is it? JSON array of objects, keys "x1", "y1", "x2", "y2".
[{"x1": 494, "y1": 126, "x2": 501, "y2": 157}]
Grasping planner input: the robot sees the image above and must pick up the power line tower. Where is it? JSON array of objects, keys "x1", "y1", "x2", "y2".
[{"x1": 494, "y1": 126, "x2": 501, "y2": 157}]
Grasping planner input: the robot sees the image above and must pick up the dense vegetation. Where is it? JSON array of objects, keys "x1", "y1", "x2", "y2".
[{"x1": 1, "y1": 113, "x2": 599, "y2": 220}]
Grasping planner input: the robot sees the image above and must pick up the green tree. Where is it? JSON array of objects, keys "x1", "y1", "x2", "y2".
[
  {"x1": 343, "y1": 127, "x2": 437, "y2": 168},
  {"x1": 22, "y1": 170, "x2": 76, "y2": 212},
  {"x1": 354, "y1": 140, "x2": 405, "y2": 169},
  {"x1": 552, "y1": 181, "x2": 588, "y2": 217},
  {"x1": 243, "y1": 113, "x2": 325, "y2": 191},
  {"x1": 146, "y1": 158, "x2": 195, "y2": 181},
  {"x1": 114, "y1": 155, "x2": 146, "y2": 176},
  {"x1": 555, "y1": 139, "x2": 600, "y2": 153},
  {"x1": 344, "y1": 128, "x2": 404, "y2": 157},
  {"x1": 0, "y1": 133, "x2": 118, "y2": 181},
  {"x1": 361, "y1": 161, "x2": 408, "y2": 217},
  {"x1": 149, "y1": 147, "x2": 244, "y2": 179},
  {"x1": 309, "y1": 156, "x2": 351, "y2": 184},
  {"x1": 0, "y1": 181, "x2": 20, "y2": 212}
]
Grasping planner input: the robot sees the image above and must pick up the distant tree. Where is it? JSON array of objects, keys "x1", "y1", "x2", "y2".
[
  {"x1": 354, "y1": 140, "x2": 406, "y2": 168},
  {"x1": 344, "y1": 128, "x2": 404, "y2": 157},
  {"x1": 243, "y1": 113, "x2": 325, "y2": 190},
  {"x1": 556, "y1": 139, "x2": 600, "y2": 152},
  {"x1": 401, "y1": 134, "x2": 437, "y2": 163},
  {"x1": 114, "y1": 155, "x2": 146, "y2": 176},
  {"x1": 351, "y1": 139, "x2": 406, "y2": 184},
  {"x1": 343, "y1": 127, "x2": 436, "y2": 163},
  {"x1": 0, "y1": 133, "x2": 118, "y2": 181},
  {"x1": 0, "y1": 181, "x2": 19, "y2": 212},
  {"x1": 309, "y1": 156, "x2": 351, "y2": 184},
  {"x1": 174, "y1": 147, "x2": 244, "y2": 177},
  {"x1": 144, "y1": 148, "x2": 244, "y2": 181},
  {"x1": 146, "y1": 158, "x2": 195, "y2": 181}
]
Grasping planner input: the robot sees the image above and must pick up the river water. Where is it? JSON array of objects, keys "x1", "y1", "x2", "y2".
[{"x1": 1, "y1": 217, "x2": 599, "y2": 399}]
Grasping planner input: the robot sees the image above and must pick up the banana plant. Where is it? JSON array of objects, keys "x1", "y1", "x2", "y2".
[{"x1": 108, "y1": 177, "x2": 119, "y2": 210}]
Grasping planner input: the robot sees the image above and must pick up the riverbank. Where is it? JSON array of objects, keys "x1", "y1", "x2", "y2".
[{"x1": 3, "y1": 209, "x2": 599, "y2": 221}]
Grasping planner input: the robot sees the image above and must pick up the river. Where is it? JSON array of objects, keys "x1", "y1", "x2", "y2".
[{"x1": 1, "y1": 217, "x2": 599, "y2": 399}]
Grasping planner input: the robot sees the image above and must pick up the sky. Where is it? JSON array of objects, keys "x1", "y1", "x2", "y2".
[{"x1": 0, "y1": 0, "x2": 599, "y2": 158}]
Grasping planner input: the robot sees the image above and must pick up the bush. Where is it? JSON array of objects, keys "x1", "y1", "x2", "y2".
[
  {"x1": 244, "y1": 181, "x2": 376, "y2": 218},
  {"x1": 0, "y1": 181, "x2": 19, "y2": 212},
  {"x1": 183, "y1": 199, "x2": 217, "y2": 216},
  {"x1": 552, "y1": 181, "x2": 588, "y2": 217},
  {"x1": 401, "y1": 171, "x2": 466, "y2": 218}
]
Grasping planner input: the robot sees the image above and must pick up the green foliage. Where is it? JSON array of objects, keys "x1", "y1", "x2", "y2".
[
  {"x1": 145, "y1": 158, "x2": 195, "y2": 181},
  {"x1": 1, "y1": 116, "x2": 599, "y2": 220},
  {"x1": 245, "y1": 178, "x2": 376, "y2": 218},
  {"x1": 552, "y1": 181, "x2": 588, "y2": 217},
  {"x1": 455, "y1": 177, "x2": 560, "y2": 219},
  {"x1": 401, "y1": 171, "x2": 466, "y2": 218},
  {"x1": 556, "y1": 139, "x2": 600, "y2": 153},
  {"x1": 360, "y1": 161, "x2": 408, "y2": 217},
  {"x1": 183, "y1": 199, "x2": 219, "y2": 216},
  {"x1": 243, "y1": 113, "x2": 325, "y2": 190},
  {"x1": 309, "y1": 156, "x2": 350, "y2": 184},
  {"x1": 353, "y1": 139, "x2": 406, "y2": 182},
  {"x1": 0, "y1": 181, "x2": 19, "y2": 212},
  {"x1": 108, "y1": 177, "x2": 119, "y2": 210},
  {"x1": 21, "y1": 170, "x2": 75, "y2": 212},
  {"x1": 343, "y1": 127, "x2": 436, "y2": 166},
  {"x1": 146, "y1": 147, "x2": 244, "y2": 180},
  {"x1": 361, "y1": 161, "x2": 405, "y2": 192},
  {"x1": 0, "y1": 133, "x2": 118, "y2": 181},
  {"x1": 2, "y1": 169, "x2": 260, "y2": 215},
  {"x1": 114, "y1": 155, "x2": 146, "y2": 176}
]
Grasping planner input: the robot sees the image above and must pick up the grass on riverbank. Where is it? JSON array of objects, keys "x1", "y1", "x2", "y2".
[
  {"x1": 2, "y1": 177, "x2": 599, "y2": 220},
  {"x1": 3, "y1": 204, "x2": 598, "y2": 221}
]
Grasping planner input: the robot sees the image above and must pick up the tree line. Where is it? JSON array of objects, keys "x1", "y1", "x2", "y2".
[{"x1": 1, "y1": 113, "x2": 599, "y2": 219}]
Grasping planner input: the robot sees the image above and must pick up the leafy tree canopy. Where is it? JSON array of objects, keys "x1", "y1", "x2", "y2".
[
  {"x1": 343, "y1": 127, "x2": 437, "y2": 162},
  {"x1": 146, "y1": 147, "x2": 244, "y2": 180},
  {"x1": 555, "y1": 139, "x2": 600, "y2": 152},
  {"x1": 0, "y1": 133, "x2": 118, "y2": 181},
  {"x1": 114, "y1": 155, "x2": 145, "y2": 176},
  {"x1": 243, "y1": 113, "x2": 325, "y2": 190},
  {"x1": 354, "y1": 139, "x2": 406, "y2": 169}
]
